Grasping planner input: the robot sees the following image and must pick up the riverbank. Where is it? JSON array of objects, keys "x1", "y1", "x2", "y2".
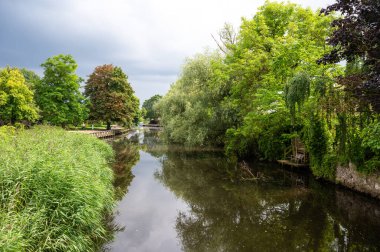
[
  {"x1": 0, "y1": 126, "x2": 115, "y2": 251},
  {"x1": 335, "y1": 163, "x2": 380, "y2": 200},
  {"x1": 276, "y1": 156, "x2": 380, "y2": 201},
  {"x1": 275, "y1": 159, "x2": 380, "y2": 201}
]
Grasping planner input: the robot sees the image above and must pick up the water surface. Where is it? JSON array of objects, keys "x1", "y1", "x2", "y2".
[{"x1": 106, "y1": 129, "x2": 380, "y2": 252}]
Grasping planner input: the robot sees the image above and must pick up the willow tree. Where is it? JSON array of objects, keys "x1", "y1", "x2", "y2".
[
  {"x1": 85, "y1": 64, "x2": 139, "y2": 130},
  {"x1": 156, "y1": 52, "x2": 230, "y2": 146},
  {"x1": 285, "y1": 72, "x2": 311, "y2": 125}
]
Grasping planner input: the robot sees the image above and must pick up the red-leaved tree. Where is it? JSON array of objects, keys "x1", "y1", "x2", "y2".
[
  {"x1": 85, "y1": 64, "x2": 139, "y2": 130},
  {"x1": 318, "y1": 0, "x2": 380, "y2": 111}
]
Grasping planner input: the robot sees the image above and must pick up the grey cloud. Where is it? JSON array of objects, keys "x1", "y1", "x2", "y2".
[
  {"x1": 0, "y1": 0, "x2": 182, "y2": 102},
  {"x1": 0, "y1": 0, "x2": 335, "y2": 103}
]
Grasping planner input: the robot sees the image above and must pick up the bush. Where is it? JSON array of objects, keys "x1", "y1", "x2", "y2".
[
  {"x1": 362, "y1": 120, "x2": 380, "y2": 155},
  {"x1": 0, "y1": 126, "x2": 115, "y2": 251},
  {"x1": 0, "y1": 126, "x2": 15, "y2": 138},
  {"x1": 305, "y1": 114, "x2": 337, "y2": 180},
  {"x1": 360, "y1": 157, "x2": 380, "y2": 174},
  {"x1": 311, "y1": 153, "x2": 337, "y2": 181}
]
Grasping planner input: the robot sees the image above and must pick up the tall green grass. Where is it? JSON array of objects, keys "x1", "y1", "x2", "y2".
[{"x1": 0, "y1": 126, "x2": 115, "y2": 251}]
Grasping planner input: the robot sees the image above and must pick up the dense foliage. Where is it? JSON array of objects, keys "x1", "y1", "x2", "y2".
[
  {"x1": 19, "y1": 68, "x2": 41, "y2": 90},
  {"x1": 158, "y1": 1, "x2": 380, "y2": 177},
  {"x1": 319, "y1": 0, "x2": 380, "y2": 112},
  {"x1": 0, "y1": 126, "x2": 115, "y2": 251},
  {"x1": 158, "y1": 2, "x2": 337, "y2": 152},
  {"x1": 157, "y1": 52, "x2": 231, "y2": 146},
  {"x1": 0, "y1": 68, "x2": 39, "y2": 125},
  {"x1": 36, "y1": 54, "x2": 88, "y2": 126},
  {"x1": 85, "y1": 64, "x2": 139, "y2": 130},
  {"x1": 142, "y1": 94, "x2": 162, "y2": 121}
]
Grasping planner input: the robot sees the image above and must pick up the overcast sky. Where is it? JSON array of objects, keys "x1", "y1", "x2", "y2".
[{"x1": 0, "y1": 0, "x2": 335, "y2": 103}]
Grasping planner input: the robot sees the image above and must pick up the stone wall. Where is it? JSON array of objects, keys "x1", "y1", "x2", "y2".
[{"x1": 336, "y1": 162, "x2": 380, "y2": 200}]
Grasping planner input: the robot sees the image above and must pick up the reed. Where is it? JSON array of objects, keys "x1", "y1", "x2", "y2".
[{"x1": 0, "y1": 126, "x2": 115, "y2": 251}]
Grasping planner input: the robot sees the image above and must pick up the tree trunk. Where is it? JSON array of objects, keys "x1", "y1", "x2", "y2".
[
  {"x1": 10, "y1": 116, "x2": 15, "y2": 125},
  {"x1": 106, "y1": 121, "x2": 111, "y2": 130},
  {"x1": 10, "y1": 102, "x2": 15, "y2": 125}
]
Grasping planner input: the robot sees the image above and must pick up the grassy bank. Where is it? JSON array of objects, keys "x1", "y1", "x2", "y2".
[{"x1": 0, "y1": 126, "x2": 115, "y2": 251}]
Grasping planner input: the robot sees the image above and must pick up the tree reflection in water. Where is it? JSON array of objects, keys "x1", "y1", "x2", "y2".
[
  {"x1": 111, "y1": 138, "x2": 140, "y2": 200},
  {"x1": 150, "y1": 148, "x2": 380, "y2": 252},
  {"x1": 108, "y1": 129, "x2": 380, "y2": 252}
]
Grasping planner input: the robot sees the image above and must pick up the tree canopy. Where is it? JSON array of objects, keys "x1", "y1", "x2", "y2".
[
  {"x1": 0, "y1": 67, "x2": 39, "y2": 125},
  {"x1": 142, "y1": 94, "x2": 162, "y2": 121},
  {"x1": 157, "y1": 2, "x2": 338, "y2": 153},
  {"x1": 157, "y1": 1, "x2": 380, "y2": 177},
  {"x1": 19, "y1": 68, "x2": 41, "y2": 90},
  {"x1": 319, "y1": 0, "x2": 380, "y2": 112},
  {"x1": 85, "y1": 64, "x2": 139, "y2": 130},
  {"x1": 157, "y1": 52, "x2": 230, "y2": 146},
  {"x1": 35, "y1": 54, "x2": 87, "y2": 126}
]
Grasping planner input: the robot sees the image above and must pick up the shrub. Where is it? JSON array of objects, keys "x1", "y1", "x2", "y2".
[
  {"x1": 0, "y1": 126, "x2": 114, "y2": 251},
  {"x1": 360, "y1": 157, "x2": 380, "y2": 174},
  {"x1": 305, "y1": 114, "x2": 338, "y2": 180},
  {"x1": 362, "y1": 120, "x2": 380, "y2": 155},
  {"x1": 311, "y1": 153, "x2": 337, "y2": 181},
  {"x1": 0, "y1": 126, "x2": 15, "y2": 139}
]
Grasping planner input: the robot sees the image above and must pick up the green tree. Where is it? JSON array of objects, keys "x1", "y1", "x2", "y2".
[
  {"x1": 85, "y1": 64, "x2": 139, "y2": 130},
  {"x1": 19, "y1": 68, "x2": 41, "y2": 90},
  {"x1": 0, "y1": 67, "x2": 39, "y2": 124},
  {"x1": 36, "y1": 54, "x2": 87, "y2": 127},
  {"x1": 222, "y1": 1, "x2": 337, "y2": 159},
  {"x1": 111, "y1": 139, "x2": 140, "y2": 200},
  {"x1": 158, "y1": 1, "x2": 340, "y2": 161},
  {"x1": 142, "y1": 94, "x2": 162, "y2": 121},
  {"x1": 157, "y1": 52, "x2": 231, "y2": 146}
]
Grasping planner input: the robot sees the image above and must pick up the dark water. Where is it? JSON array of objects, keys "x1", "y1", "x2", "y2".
[{"x1": 105, "y1": 129, "x2": 380, "y2": 252}]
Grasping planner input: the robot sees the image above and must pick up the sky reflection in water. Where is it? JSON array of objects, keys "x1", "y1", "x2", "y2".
[{"x1": 107, "y1": 151, "x2": 188, "y2": 252}]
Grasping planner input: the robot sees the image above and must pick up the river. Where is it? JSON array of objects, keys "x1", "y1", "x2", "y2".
[{"x1": 104, "y1": 128, "x2": 380, "y2": 252}]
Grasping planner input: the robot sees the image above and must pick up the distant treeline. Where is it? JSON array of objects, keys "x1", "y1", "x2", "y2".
[{"x1": 0, "y1": 55, "x2": 141, "y2": 130}]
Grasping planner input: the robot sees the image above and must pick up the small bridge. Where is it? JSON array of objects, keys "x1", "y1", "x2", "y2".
[
  {"x1": 89, "y1": 129, "x2": 130, "y2": 139},
  {"x1": 70, "y1": 128, "x2": 130, "y2": 139}
]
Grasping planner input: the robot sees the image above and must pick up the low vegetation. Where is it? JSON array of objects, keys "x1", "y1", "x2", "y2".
[{"x1": 0, "y1": 126, "x2": 115, "y2": 251}]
